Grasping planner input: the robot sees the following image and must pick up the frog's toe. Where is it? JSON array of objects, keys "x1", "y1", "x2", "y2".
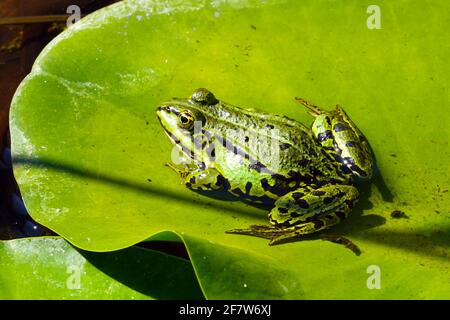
[
  {"x1": 268, "y1": 227, "x2": 308, "y2": 245},
  {"x1": 268, "y1": 234, "x2": 295, "y2": 246},
  {"x1": 225, "y1": 225, "x2": 282, "y2": 240}
]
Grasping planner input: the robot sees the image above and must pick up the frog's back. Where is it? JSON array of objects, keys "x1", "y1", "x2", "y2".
[{"x1": 203, "y1": 102, "x2": 339, "y2": 180}]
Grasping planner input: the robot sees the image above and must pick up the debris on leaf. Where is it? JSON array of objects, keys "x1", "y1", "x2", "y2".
[{"x1": 390, "y1": 210, "x2": 408, "y2": 219}]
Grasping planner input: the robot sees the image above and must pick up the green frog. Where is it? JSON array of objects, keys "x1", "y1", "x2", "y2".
[{"x1": 156, "y1": 88, "x2": 373, "y2": 245}]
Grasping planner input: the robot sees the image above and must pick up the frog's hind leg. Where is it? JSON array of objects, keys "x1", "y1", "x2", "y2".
[
  {"x1": 268, "y1": 212, "x2": 345, "y2": 245},
  {"x1": 226, "y1": 184, "x2": 359, "y2": 245},
  {"x1": 295, "y1": 98, "x2": 374, "y2": 178},
  {"x1": 226, "y1": 212, "x2": 347, "y2": 246}
]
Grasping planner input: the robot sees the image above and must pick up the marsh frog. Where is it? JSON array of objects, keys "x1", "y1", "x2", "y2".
[{"x1": 156, "y1": 88, "x2": 373, "y2": 245}]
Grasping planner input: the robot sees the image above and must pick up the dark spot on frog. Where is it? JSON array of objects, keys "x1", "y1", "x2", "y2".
[
  {"x1": 248, "y1": 161, "x2": 268, "y2": 173},
  {"x1": 350, "y1": 164, "x2": 367, "y2": 177},
  {"x1": 147, "y1": 178, "x2": 152, "y2": 183},
  {"x1": 265, "y1": 124, "x2": 274, "y2": 130},
  {"x1": 390, "y1": 154, "x2": 397, "y2": 158},
  {"x1": 296, "y1": 199, "x2": 309, "y2": 209},
  {"x1": 337, "y1": 191, "x2": 347, "y2": 198},
  {"x1": 328, "y1": 178, "x2": 342, "y2": 185},
  {"x1": 260, "y1": 178, "x2": 287, "y2": 196},
  {"x1": 260, "y1": 178, "x2": 269, "y2": 189},
  {"x1": 313, "y1": 219, "x2": 324, "y2": 229},
  {"x1": 290, "y1": 211, "x2": 301, "y2": 218},
  {"x1": 435, "y1": 210, "x2": 440, "y2": 214},
  {"x1": 340, "y1": 164, "x2": 352, "y2": 175},
  {"x1": 244, "y1": 136, "x2": 249, "y2": 142},
  {"x1": 333, "y1": 123, "x2": 347, "y2": 132},
  {"x1": 298, "y1": 159, "x2": 310, "y2": 167},
  {"x1": 391, "y1": 210, "x2": 408, "y2": 219},
  {"x1": 216, "y1": 175, "x2": 230, "y2": 190},
  {"x1": 189, "y1": 176, "x2": 196, "y2": 184},
  {"x1": 317, "y1": 130, "x2": 333, "y2": 142},
  {"x1": 291, "y1": 192, "x2": 304, "y2": 201},
  {"x1": 280, "y1": 143, "x2": 291, "y2": 150},
  {"x1": 250, "y1": 24, "x2": 256, "y2": 30},
  {"x1": 231, "y1": 187, "x2": 244, "y2": 197},
  {"x1": 345, "y1": 141, "x2": 356, "y2": 147},
  {"x1": 323, "y1": 196, "x2": 334, "y2": 205},
  {"x1": 311, "y1": 190, "x2": 325, "y2": 197},
  {"x1": 219, "y1": 137, "x2": 227, "y2": 147},
  {"x1": 278, "y1": 207, "x2": 288, "y2": 214},
  {"x1": 245, "y1": 181, "x2": 252, "y2": 194}
]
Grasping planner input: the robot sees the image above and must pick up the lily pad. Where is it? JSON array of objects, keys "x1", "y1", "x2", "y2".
[
  {"x1": 10, "y1": 0, "x2": 450, "y2": 298},
  {"x1": 0, "y1": 237, "x2": 203, "y2": 299}
]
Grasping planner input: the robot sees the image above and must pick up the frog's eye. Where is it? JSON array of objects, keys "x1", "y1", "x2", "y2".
[{"x1": 178, "y1": 111, "x2": 195, "y2": 130}]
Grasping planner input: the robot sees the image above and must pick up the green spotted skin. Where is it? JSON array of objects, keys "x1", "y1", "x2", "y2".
[{"x1": 156, "y1": 89, "x2": 373, "y2": 245}]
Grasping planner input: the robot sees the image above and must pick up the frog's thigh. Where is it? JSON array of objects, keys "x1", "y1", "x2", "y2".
[
  {"x1": 269, "y1": 184, "x2": 359, "y2": 226},
  {"x1": 184, "y1": 168, "x2": 226, "y2": 191}
]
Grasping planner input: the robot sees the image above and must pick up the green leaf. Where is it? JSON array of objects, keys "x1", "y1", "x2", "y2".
[
  {"x1": 0, "y1": 237, "x2": 204, "y2": 299},
  {"x1": 10, "y1": 0, "x2": 450, "y2": 299}
]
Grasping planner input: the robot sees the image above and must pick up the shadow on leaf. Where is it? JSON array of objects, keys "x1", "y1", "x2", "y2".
[
  {"x1": 15, "y1": 156, "x2": 448, "y2": 261},
  {"x1": 78, "y1": 245, "x2": 205, "y2": 300}
]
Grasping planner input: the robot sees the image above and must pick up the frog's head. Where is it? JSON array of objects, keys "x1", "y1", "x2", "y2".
[{"x1": 156, "y1": 88, "x2": 218, "y2": 162}]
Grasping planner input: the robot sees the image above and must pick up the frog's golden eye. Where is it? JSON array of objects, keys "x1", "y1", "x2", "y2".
[{"x1": 178, "y1": 111, "x2": 195, "y2": 130}]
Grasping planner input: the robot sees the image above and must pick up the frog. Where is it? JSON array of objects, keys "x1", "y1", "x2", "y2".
[{"x1": 156, "y1": 88, "x2": 373, "y2": 245}]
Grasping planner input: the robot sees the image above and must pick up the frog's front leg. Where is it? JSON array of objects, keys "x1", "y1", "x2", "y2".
[
  {"x1": 226, "y1": 184, "x2": 359, "y2": 245},
  {"x1": 166, "y1": 162, "x2": 226, "y2": 191}
]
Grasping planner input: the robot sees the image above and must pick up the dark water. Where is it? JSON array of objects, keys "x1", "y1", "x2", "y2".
[{"x1": 0, "y1": 143, "x2": 53, "y2": 239}]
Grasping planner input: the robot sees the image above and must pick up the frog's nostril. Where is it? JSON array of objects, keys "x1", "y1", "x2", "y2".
[{"x1": 157, "y1": 106, "x2": 171, "y2": 113}]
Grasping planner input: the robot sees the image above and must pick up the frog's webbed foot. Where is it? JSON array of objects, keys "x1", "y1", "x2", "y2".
[
  {"x1": 226, "y1": 222, "x2": 335, "y2": 246},
  {"x1": 166, "y1": 163, "x2": 225, "y2": 191},
  {"x1": 294, "y1": 97, "x2": 324, "y2": 117},
  {"x1": 226, "y1": 225, "x2": 285, "y2": 241},
  {"x1": 227, "y1": 184, "x2": 360, "y2": 245},
  {"x1": 165, "y1": 162, "x2": 190, "y2": 179}
]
